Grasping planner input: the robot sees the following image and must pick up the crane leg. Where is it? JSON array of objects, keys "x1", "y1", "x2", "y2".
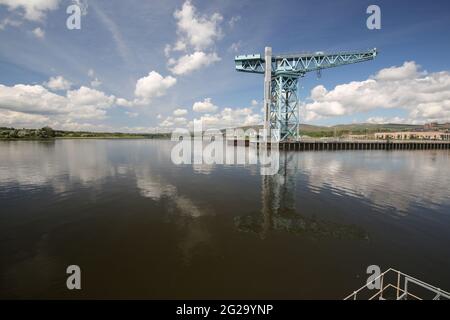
[{"x1": 270, "y1": 74, "x2": 299, "y2": 142}]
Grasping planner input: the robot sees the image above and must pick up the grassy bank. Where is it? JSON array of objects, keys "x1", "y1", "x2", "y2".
[{"x1": 0, "y1": 127, "x2": 171, "y2": 140}]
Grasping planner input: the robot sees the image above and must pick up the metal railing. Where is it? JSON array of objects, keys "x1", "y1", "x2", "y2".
[{"x1": 344, "y1": 268, "x2": 450, "y2": 300}]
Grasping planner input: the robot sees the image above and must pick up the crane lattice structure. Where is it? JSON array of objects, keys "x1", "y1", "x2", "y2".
[{"x1": 235, "y1": 47, "x2": 378, "y2": 142}]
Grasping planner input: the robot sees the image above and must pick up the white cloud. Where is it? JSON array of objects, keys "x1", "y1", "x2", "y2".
[
  {"x1": 173, "y1": 108, "x2": 188, "y2": 116},
  {"x1": 134, "y1": 71, "x2": 176, "y2": 104},
  {"x1": 173, "y1": 0, "x2": 223, "y2": 51},
  {"x1": 301, "y1": 61, "x2": 450, "y2": 123},
  {"x1": 173, "y1": 117, "x2": 187, "y2": 125},
  {"x1": 169, "y1": 51, "x2": 220, "y2": 75},
  {"x1": 165, "y1": 1, "x2": 223, "y2": 76},
  {"x1": 0, "y1": 0, "x2": 60, "y2": 22},
  {"x1": 366, "y1": 116, "x2": 407, "y2": 124},
  {"x1": 0, "y1": 83, "x2": 116, "y2": 124},
  {"x1": 374, "y1": 61, "x2": 422, "y2": 81},
  {"x1": 116, "y1": 98, "x2": 133, "y2": 108},
  {"x1": 165, "y1": 40, "x2": 187, "y2": 56},
  {"x1": 0, "y1": 17, "x2": 22, "y2": 30},
  {"x1": 0, "y1": 109, "x2": 49, "y2": 126},
  {"x1": 192, "y1": 107, "x2": 262, "y2": 129},
  {"x1": 251, "y1": 99, "x2": 258, "y2": 107},
  {"x1": 158, "y1": 115, "x2": 188, "y2": 128},
  {"x1": 44, "y1": 75, "x2": 72, "y2": 91},
  {"x1": 32, "y1": 27, "x2": 45, "y2": 38},
  {"x1": 160, "y1": 119, "x2": 174, "y2": 128},
  {"x1": 0, "y1": 84, "x2": 66, "y2": 114},
  {"x1": 66, "y1": 86, "x2": 115, "y2": 119},
  {"x1": 193, "y1": 98, "x2": 218, "y2": 113}
]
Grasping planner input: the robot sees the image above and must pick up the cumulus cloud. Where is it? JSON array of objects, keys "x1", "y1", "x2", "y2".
[
  {"x1": 374, "y1": 61, "x2": 422, "y2": 81},
  {"x1": 116, "y1": 98, "x2": 133, "y2": 108},
  {"x1": 192, "y1": 107, "x2": 261, "y2": 129},
  {"x1": 134, "y1": 71, "x2": 176, "y2": 104},
  {"x1": 366, "y1": 116, "x2": 407, "y2": 124},
  {"x1": 173, "y1": 0, "x2": 223, "y2": 51},
  {"x1": 44, "y1": 75, "x2": 72, "y2": 91},
  {"x1": 0, "y1": 17, "x2": 21, "y2": 30},
  {"x1": 0, "y1": 0, "x2": 60, "y2": 22},
  {"x1": 32, "y1": 27, "x2": 45, "y2": 38},
  {"x1": 302, "y1": 61, "x2": 450, "y2": 123},
  {"x1": 192, "y1": 98, "x2": 218, "y2": 113},
  {"x1": 159, "y1": 115, "x2": 189, "y2": 128},
  {"x1": 165, "y1": 1, "x2": 223, "y2": 75},
  {"x1": 0, "y1": 84, "x2": 66, "y2": 114},
  {"x1": 159, "y1": 98, "x2": 262, "y2": 130},
  {"x1": 169, "y1": 51, "x2": 220, "y2": 75},
  {"x1": 66, "y1": 86, "x2": 115, "y2": 119},
  {"x1": 173, "y1": 108, "x2": 188, "y2": 116},
  {"x1": 0, "y1": 109, "x2": 49, "y2": 126},
  {"x1": 0, "y1": 83, "x2": 117, "y2": 127}
]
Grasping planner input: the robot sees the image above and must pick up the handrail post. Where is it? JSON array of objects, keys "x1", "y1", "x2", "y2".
[{"x1": 379, "y1": 275, "x2": 384, "y2": 300}]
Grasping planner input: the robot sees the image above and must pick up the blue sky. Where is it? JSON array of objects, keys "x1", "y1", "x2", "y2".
[{"x1": 1, "y1": 0, "x2": 450, "y2": 131}]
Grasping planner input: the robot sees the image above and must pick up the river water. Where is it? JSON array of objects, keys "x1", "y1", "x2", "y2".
[{"x1": 1, "y1": 139, "x2": 449, "y2": 299}]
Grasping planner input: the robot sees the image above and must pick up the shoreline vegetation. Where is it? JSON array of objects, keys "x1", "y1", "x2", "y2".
[
  {"x1": 0, "y1": 127, "x2": 171, "y2": 140},
  {"x1": 1, "y1": 122, "x2": 448, "y2": 141}
]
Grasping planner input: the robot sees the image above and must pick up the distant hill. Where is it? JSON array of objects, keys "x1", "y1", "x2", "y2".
[{"x1": 233, "y1": 123, "x2": 431, "y2": 138}]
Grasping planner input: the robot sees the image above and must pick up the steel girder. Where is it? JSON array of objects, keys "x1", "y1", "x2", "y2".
[{"x1": 235, "y1": 48, "x2": 377, "y2": 76}]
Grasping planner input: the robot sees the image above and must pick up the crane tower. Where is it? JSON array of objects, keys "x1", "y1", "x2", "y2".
[{"x1": 235, "y1": 47, "x2": 378, "y2": 142}]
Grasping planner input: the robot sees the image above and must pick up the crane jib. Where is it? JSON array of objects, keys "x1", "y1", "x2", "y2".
[{"x1": 235, "y1": 48, "x2": 377, "y2": 75}]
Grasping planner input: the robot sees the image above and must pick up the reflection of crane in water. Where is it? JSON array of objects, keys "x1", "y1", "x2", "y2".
[{"x1": 235, "y1": 151, "x2": 367, "y2": 240}]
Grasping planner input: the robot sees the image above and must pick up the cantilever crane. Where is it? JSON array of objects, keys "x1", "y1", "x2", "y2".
[{"x1": 235, "y1": 47, "x2": 378, "y2": 142}]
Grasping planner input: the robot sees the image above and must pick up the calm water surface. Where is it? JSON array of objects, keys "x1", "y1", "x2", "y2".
[{"x1": 1, "y1": 139, "x2": 450, "y2": 299}]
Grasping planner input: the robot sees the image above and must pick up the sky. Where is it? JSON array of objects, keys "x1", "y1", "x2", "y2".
[{"x1": 1, "y1": 0, "x2": 450, "y2": 132}]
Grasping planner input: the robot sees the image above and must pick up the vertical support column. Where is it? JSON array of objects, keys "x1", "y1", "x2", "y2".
[{"x1": 264, "y1": 47, "x2": 272, "y2": 142}]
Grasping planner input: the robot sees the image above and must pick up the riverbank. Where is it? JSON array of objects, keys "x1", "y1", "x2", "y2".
[{"x1": 0, "y1": 127, "x2": 170, "y2": 140}]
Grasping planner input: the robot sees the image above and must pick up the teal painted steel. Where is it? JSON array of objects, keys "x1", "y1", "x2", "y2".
[{"x1": 235, "y1": 48, "x2": 378, "y2": 141}]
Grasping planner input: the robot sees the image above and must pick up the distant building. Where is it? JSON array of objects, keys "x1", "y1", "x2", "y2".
[
  {"x1": 375, "y1": 131, "x2": 450, "y2": 140},
  {"x1": 423, "y1": 122, "x2": 450, "y2": 131},
  {"x1": 424, "y1": 122, "x2": 438, "y2": 130},
  {"x1": 346, "y1": 134, "x2": 369, "y2": 140}
]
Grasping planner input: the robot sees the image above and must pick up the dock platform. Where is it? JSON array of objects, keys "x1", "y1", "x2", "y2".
[{"x1": 229, "y1": 139, "x2": 450, "y2": 151}]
